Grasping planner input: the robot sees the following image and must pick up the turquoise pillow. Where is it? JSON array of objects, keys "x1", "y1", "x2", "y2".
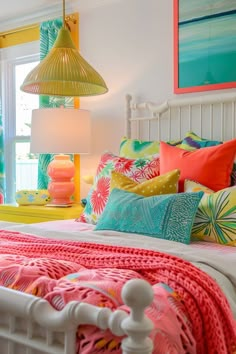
[{"x1": 95, "y1": 189, "x2": 203, "y2": 244}]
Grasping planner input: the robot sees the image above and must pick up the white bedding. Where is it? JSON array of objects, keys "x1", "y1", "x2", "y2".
[{"x1": 0, "y1": 219, "x2": 236, "y2": 318}]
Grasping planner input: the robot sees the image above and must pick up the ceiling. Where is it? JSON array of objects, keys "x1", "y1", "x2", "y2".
[
  {"x1": 0, "y1": 0, "x2": 78, "y2": 32},
  {"x1": 1, "y1": 0, "x2": 60, "y2": 20},
  {"x1": 0, "y1": 0, "x2": 119, "y2": 32}
]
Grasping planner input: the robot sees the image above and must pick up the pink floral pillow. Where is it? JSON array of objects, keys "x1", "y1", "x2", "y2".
[{"x1": 77, "y1": 152, "x2": 160, "y2": 224}]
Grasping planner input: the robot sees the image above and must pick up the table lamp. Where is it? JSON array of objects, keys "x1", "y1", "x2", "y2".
[{"x1": 30, "y1": 107, "x2": 91, "y2": 205}]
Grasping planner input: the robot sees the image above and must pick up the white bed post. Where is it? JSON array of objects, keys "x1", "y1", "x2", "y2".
[
  {"x1": 125, "y1": 94, "x2": 132, "y2": 138},
  {"x1": 121, "y1": 279, "x2": 154, "y2": 354}
]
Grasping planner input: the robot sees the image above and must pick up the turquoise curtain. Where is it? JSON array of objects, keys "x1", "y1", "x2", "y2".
[
  {"x1": 37, "y1": 19, "x2": 64, "y2": 189},
  {"x1": 0, "y1": 111, "x2": 5, "y2": 203}
]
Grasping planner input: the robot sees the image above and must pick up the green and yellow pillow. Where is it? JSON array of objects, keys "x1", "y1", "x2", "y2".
[
  {"x1": 119, "y1": 137, "x2": 182, "y2": 159},
  {"x1": 185, "y1": 180, "x2": 236, "y2": 246},
  {"x1": 179, "y1": 131, "x2": 222, "y2": 151},
  {"x1": 110, "y1": 169, "x2": 180, "y2": 196}
]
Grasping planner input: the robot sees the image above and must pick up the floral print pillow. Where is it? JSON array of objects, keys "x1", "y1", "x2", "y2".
[{"x1": 77, "y1": 152, "x2": 160, "y2": 224}]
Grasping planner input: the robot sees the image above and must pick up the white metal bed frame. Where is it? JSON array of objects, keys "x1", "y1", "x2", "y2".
[
  {"x1": 0, "y1": 279, "x2": 154, "y2": 354},
  {"x1": 0, "y1": 90, "x2": 236, "y2": 354},
  {"x1": 126, "y1": 91, "x2": 236, "y2": 142}
]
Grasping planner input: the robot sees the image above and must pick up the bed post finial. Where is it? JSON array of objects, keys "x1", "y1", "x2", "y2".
[
  {"x1": 125, "y1": 94, "x2": 132, "y2": 138},
  {"x1": 121, "y1": 278, "x2": 154, "y2": 354}
]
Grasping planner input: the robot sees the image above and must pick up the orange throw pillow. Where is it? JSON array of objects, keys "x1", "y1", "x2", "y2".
[{"x1": 160, "y1": 139, "x2": 236, "y2": 192}]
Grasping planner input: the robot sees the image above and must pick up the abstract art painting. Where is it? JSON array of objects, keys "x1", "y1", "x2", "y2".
[{"x1": 174, "y1": 0, "x2": 236, "y2": 93}]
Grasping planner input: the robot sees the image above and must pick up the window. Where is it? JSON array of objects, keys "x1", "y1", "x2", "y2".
[
  {"x1": 15, "y1": 62, "x2": 39, "y2": 193},
  {"x1": 1, "y1": 41, "x2": 40, "y2": 203}
]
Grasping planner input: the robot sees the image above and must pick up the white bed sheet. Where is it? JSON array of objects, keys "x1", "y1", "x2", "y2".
[{"x1": 0, "y1": 219, "x2": 236, "y2": 318}]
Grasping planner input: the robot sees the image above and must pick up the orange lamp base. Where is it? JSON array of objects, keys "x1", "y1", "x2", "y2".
[{"x1": 47, "y1": 154, "x2": 75, "y2": 205}]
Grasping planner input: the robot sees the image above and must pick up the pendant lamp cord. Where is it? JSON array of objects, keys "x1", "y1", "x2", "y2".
[{"x1": 63, "y1": 0, "x2": 66, "y2": 28}]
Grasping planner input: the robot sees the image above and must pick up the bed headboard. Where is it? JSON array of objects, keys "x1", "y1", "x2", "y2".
[{"x1": 126, "y1": 91, "x2": 236, "y2": 142}]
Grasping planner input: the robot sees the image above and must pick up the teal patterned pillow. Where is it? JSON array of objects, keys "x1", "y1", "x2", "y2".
[{"x1": 95, "y1": 189, "x2": 203, "y2": 244}]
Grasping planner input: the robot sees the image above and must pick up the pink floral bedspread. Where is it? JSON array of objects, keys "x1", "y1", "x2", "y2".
[{"x1": 0, "y1": 230, "x2": 235, "y2": 354}]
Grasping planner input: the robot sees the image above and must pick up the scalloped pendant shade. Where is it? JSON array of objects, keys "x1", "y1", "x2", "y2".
[{"x1": 20, "y1": 2, "x2": 108, "y2": 97}]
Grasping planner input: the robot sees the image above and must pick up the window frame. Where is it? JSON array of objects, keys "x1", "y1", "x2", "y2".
[{"x1": 1, "y1": 41, "x2": 39, "y2": 203}]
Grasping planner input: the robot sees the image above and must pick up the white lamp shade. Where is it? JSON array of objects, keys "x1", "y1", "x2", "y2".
[{"x1": 30, "y1": 107, "x2": 91, "y2": 154}]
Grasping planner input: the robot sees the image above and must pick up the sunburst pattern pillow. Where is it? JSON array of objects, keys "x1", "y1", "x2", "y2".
[{"x1": 185, "y1": 180, "x2": 236, "y2": 246}]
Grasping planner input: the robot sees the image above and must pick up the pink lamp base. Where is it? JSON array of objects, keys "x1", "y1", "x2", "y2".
[{"x1": 47, "y1": 155, "x2": 75, "y2": 205}]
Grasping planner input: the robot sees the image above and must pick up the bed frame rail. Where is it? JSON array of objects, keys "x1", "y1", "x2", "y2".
[
  {"x1": 0, "y1": 278, "x2": 154, "y2": 354},
  {"x1": 126, "y1": 91, "x2": 236, "y2": 142}
]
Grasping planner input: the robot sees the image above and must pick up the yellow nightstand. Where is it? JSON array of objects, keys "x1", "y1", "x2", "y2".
[{"x1": 0, "y1": 204, "x2": 84, "y2": 224}]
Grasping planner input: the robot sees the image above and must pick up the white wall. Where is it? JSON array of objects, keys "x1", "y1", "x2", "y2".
[{"x1": 78, "y1": 0, "x2": 175, "y2": 196}]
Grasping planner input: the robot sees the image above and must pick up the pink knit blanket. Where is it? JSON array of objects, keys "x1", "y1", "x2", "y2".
[{"x1": 0, "y1": 230, "x2": 235, "y2": 354}]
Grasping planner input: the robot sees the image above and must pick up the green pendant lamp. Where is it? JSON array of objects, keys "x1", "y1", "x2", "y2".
[{"x1": 20, "y1": 0, "x2": 108, "y2": 97}]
